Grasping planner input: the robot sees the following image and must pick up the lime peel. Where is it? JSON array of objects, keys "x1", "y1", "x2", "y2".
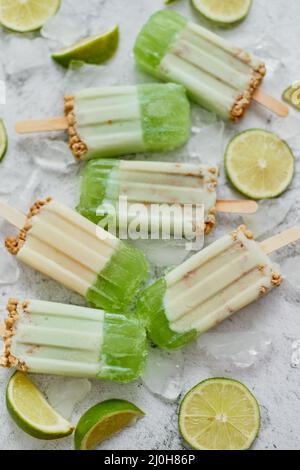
[
  {"x1": 225, "y1": 129, "x2": 295, "y2": 199},
  {"x1": 179, "y1": 378, "x2": 260, "y2": 450},
  {"x1": 192, "y1": 0, "x2": 252, "y2": 25},
  {"x1": 0, "y1": 119, "x2": 8, "y2": 162},
  {"x1": 0, "y1": 0, "x2": 61, "y2": 32},
  {"x1": 52, "y1": 25, "x2": 119, "y2": 68},
  {"x1": 6, "y1": 372, "x2": 73, "y2": 440},
  {"x1": 74, "y1": 399, "x2": 144, "y2": 450}
]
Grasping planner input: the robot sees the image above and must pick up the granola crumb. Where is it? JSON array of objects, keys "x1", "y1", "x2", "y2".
[
  {"x1": 230, "y1": 63, "x2": 266, "y2": 122},
  {"x1": 64, "y1": 96, "x2": 88, "y2": 160},
  {"x1": 0, "y1": 299, "x2": 28, "y2": 371},
  {"x1": 5, "y1": 198, "x2": 52, "y2": 256}
]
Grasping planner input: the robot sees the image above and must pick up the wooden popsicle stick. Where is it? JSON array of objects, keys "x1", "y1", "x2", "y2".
[
  {"x1": 0, "y1": 201, "x2": 27, "y2": 229},
  {"x1": 15, "y1": 116, "x2": 68, "y2": 134},
  {"x1": 216, "y1": 200, "x2": 258, "y2": 214},
  {"x1": 260, "y1": 227, "x2": 300, "y2": 254},
  {"x1": 253, "y1": 88, "x2": 289, "y2": 117}
]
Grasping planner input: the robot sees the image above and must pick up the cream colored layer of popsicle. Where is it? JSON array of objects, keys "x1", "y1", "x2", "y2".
[
  {"x1": 158, "y1": 21, "x2": 264, "y2": 120},
  {"x1": 74, "y1": 86, "x2": 144, "y2": 157},
  {"x1": 9, "y1": 300, "x2": 104, "y2": 377},
  {"x1": 14, "y1": 200, "x2": 119, "y2": 297},
  {"x1": 164, "y1": 230, "x2": 281, "y2": 334}
]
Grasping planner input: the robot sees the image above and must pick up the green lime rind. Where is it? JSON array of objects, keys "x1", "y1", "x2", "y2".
[
  {"x1": 74, "y1": 399, "x2": 145, "y2": 450},
  {"x1": 0, "y1": 0, "x2": 61, "y2": 32},
  {"x1": 0, "y1": 119, "x2": 8, "y2": 162},
  {"x1": 192, "y1": 0, "x2": 253, "y2": 27},
  {"x1": 282, "y1": 82, "x2": 300, "y2": 111},
  {"x1": 225, "y1": 129, "x2": 295, "y2": 200},
  {"x1": 137, "y1": 278, "x2": 197, "y2": 350},
  {"x1": 6, "y1": 372, "x2": 73, "y2": 440},
  {"x1": 178, "y1": 378, "x2": 261, "y2": 451},
  {"x1": 52, "y1": 26, "x2": 119, "y2": 68}
]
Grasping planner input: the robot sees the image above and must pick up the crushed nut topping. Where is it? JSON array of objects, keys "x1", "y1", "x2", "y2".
[
  {"x1": 64, "y1": 96, "x2": 88, "y2": 160},
  {"x1": 230, "y1": 63, "x2": 266, "y2": 121},
  {"x1": 5, "y1": 198, "x2": 52, "y2": 255},
  {"x1": 0, "y1": 299, "x2": 28, "y2": 371}
]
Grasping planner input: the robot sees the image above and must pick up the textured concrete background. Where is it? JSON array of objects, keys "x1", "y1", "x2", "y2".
[{"x1": 0, "y1": 0, "x2": 299, "y2": 450}]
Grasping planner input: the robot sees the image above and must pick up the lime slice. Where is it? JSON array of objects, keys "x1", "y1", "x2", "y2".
[
  {"x1": 52, "y1": 25, "x2": 119, "y2": 68},
  {"x1": 192, "y1": 0, "x2": 252, "y2": 25},
  {"x1": 6, "y1": 372, "x2": 73, "y2": 439},
  {"x1": 0, "y1": 119, "x2": 8, "y2": 162},
  {"x1": 283, "y1": 82, "x2": 300, "y2": 111},
  {"x1": 179, "y1": 378, "x2": 260, "y2": 450},
  {"x1": 74, "y1": 399, "x2": 144, "y2": 450},
  {"x1": 0, "y1": 0, "x2": 60, "y2": 32},
  {"x1": 225, "y1": 129, "x2": 295, "y2": 199}
]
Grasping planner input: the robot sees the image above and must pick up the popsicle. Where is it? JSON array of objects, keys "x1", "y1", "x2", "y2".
[
  {"x1": 1, "y1": 198, "x2": 148, "y2": 313},
  {"x1": 77, "y1": 159, "x2": 257, "y2": 236},
  {"x1": 15, "y1": 83, "x2": 191, "y2": 160},
  {"x1": 0, "y1": 299, "x2": 147, "y2": 382},
  {"x1": 137, "y1": 225, "x2": 300, "y2": 350},
  {"x1": 134, "y1": 10, "x2": 289, "y2": 121}
]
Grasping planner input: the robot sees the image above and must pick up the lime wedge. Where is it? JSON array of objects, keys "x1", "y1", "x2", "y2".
[
  {"x1": 0, "y1": 0, "x2": 60, "y2": 32},
  {"x1": 0, "y1": 119, "x2": 8, "y2": 162},
  {"x1": 52, "y1": 25, "x2": 119, "y2": 68},
  {"x1": 225, "y1": 129, "x2": 295, "y2": 199},
  {"x1": 179, "y1": 378, "x2": 260, "y2": 450},
  {"x1": 6, "y1": 372, "x2": 73, "y2": 439},
  {"x1": 192, "y1": 0, "x2": 252, "y2": 25},
  {"x1": 283, "y1": 82, "x2": 300, "y2": 111},
  {"x1": 74, "y1": 399, "x2": 144, "y2": 450}
]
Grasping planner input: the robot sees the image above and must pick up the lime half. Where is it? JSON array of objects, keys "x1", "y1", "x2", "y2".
[
  {"x1": 52, "y1": 25, "x2": 119, "y2": 68},
  {"x1": 192, "y1": 0, "x2": 252, "y2": 25},
  {"x1": 6, "y1": 372, "x2": 73, "y2": 440},
  {"x1": 283, "y1": 82, "x2": 300, "y2": 111},
  {"x1": 179, "y1": 378, "x2": 260, "y2": 450},
  {"x1": 0, "y1": 0, "x2": 60, "y2": 32},
  {"x1": 0, "y1": 119, "x2": 7, "y2": 162},
  {"x1": 74, "y1": 399, "x2": 144, "y2": 450},
  {"x1": 225, "y1": 129, "x2": 295, "y2": 199}
]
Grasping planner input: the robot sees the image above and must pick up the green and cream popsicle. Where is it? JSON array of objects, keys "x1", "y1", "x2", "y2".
[
  {"x1": 77, "y1": 159, "x2": 219, "y2": 236},
  {"x1": 137, "y1": 226, "x2": 282, "y2": 350},
  {"x1": 1, "y1": 299, "x2": 147, "y2": 382},
  {"x1": 134, "y1": 10, "x2": 266, "y2": 121},
  {"x1": 4, "y1": 198, "x2": 148, "y2": 313}
]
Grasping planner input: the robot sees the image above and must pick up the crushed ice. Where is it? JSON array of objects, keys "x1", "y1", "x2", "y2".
[
  {"x1": 64, "y1": 62, "x2": 118, "y2": 94},
  {"x1": 133, "y1": 239, "x2": 190, "y2": 268},
  {"x1": 291, "y1": 340, "x2": 300, "y2": 368},
  {"x1": 21, "y1": 138, "x2": 77, "y2": 174},
  {"x1": 41, "y1": 16, "x2": 87, "y2": 47},
  {"x1": 142, "y1": 347, "x2": 184, "y2": 401},
  {"x1": 281, "y1": 256, "x2": 300, "y2": 290},
  {"x1": 0, "y1": 247, "x2": 19, "y2": 286},
  {"x1": 197, "y1": 331, "x2": 272, "y2": 369},
  {"x1": 4, "y1": 38, "x2": 50, "y2": 75},
  {"x1": 243, "y1": 197, "x2": 294, "y2": 238},
  {"x1": 45, "y1": 378, "x2": 91, "y2": 419}
]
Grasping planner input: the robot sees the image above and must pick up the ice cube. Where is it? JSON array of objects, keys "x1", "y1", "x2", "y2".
[
  {"x1": 41, "y1": 16, "x2": 87, "y2": 47},
  {"x1": 133, "y1": 239, "x2": 190, "y2": 268},
  {"x1": 142, "y1": 347, "x2": 184, "y2": 401},
  {"x1": 4, "y1": 38, "x2": 50, "y2": 75},
  {"x1": 243, "y1": 196, "x2": 294, "y2": 238},
  {"x1": 268, "y1": 114, "x2": 300, "y2": 153},
  {"x1": 0, "y1": 247, "x2": 20, "y2": 285},
  {"x1": 197, "y1": 331, "x2": 272, "y2": 369},
  {"x1": 291, "y1": 340, "x2": 300, "y2": 368},
  {"x1": 45, "y1": 378, "x2": 91, "y2": 419},
  {"x1": 282, "y1": 257, "x2": 300, "y2": 290},
  {"x1": 64, "y1": 62, "x2": 118, "y2": 94},
  {"x1": 188, "y1": 121, "x2": 224, "y2": 166},
  {"x1": 21, "y1": 138, "x2": 77, "y2": 174}
]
